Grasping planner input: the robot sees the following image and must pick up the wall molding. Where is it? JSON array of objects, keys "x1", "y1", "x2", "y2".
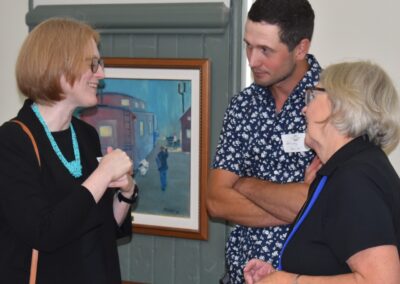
[
  {"x1": 26, "y1": 3, "x2": 230, "y2": 34},
  {"x1": 32, "y1": 0, "x2": 230, "y2": 9}
]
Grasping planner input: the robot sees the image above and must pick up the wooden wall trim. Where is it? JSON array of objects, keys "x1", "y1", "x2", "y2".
[{"x1": 26, "y1": 3, "x2": 230, "y2": 34}]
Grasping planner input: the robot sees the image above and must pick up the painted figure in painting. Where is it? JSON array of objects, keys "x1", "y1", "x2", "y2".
[{"x1": 157, "y1": 145, "x2": 169, "y2": 191}]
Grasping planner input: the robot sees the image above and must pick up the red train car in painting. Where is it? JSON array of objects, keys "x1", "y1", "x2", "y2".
[
  {"x1": 79, "y1": 105, "x2": 136, "y2": 158},
  {"x1": 79, "y1": 92, "x2": 156, "y2": 171}
]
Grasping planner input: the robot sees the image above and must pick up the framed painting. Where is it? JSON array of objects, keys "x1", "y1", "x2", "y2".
[{"x1": 79, "y1": 58, "x2": 210, "y2": 240}]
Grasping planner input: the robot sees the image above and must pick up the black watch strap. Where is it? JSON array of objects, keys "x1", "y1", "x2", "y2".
[{"x1": 117, "y1": 184, "x2": 139, "y2": 204}]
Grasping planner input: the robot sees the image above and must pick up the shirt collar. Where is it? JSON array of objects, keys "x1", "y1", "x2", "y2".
[
  {"x1": 289, "y1": 54, "x2": 322, "y2": 101},
  {"x1": 318, "y1": 135, "x2": 374, "y2": 176}
]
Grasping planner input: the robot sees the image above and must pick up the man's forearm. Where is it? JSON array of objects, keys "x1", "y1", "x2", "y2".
[
  {"x1": 207, "y1": 169, "x2": 287, "y2": 227},
  {"x1": 234, "y1": 178, "x2": 309, "y2": 223},
  {"x1": 207, "y1": 186, "x2": 287, "y2": 227}
]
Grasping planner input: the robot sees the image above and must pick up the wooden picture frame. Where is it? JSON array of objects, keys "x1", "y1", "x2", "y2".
[{"x1": 79, "y1": 58, "x2": 210, "y2": 240}]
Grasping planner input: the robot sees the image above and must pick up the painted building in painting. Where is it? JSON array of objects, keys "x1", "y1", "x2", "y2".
[{"x1": 180, "y1": 107, "x2": 191, "y2": 152}]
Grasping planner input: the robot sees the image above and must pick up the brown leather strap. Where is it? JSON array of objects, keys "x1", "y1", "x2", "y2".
[
  {"x1": 11, "y1": 119, "x2": 40, "y2": 284},
  {"x1": 29, "y1": 249, "x2": 39, "y2": 284},
  {"x1": 11, "y1": 120, "x2": 41, "y2": 166}
]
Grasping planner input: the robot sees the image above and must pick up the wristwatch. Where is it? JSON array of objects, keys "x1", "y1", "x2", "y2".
[{"x1": 117, "y1": 184, "x2": 139, "y2": 204}]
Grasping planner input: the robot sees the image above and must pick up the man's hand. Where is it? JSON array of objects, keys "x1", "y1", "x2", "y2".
[
  {"x1": 244, "y1": 259, "x2": 275, "y2": 284},
  {"x1": 304, "y1": 156, "x2": 322, "y2": 185}
]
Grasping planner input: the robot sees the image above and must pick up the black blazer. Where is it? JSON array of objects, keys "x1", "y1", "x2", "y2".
[{"x1": 0, "y1": 100, "x2": 132, "y2": 284}]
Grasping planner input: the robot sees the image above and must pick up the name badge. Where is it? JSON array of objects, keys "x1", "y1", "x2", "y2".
[{"x1": 281, "y1": 133, "x2": 310, "y2": 153}]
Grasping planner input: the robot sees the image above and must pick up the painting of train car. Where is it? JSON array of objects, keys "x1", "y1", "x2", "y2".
[{"x1": 77, "y1": 57, "x2": 210, "y2": 240}]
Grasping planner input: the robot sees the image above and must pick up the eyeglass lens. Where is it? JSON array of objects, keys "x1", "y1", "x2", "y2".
[
  {"x1": 305, "y1": 89, "x2": 314, "y2": 105},
  {"x1": 91, "y1": 58, "x2": 104, "y2": 73},
  {"x1": 305, "y1": 87, "x2": 325, "y2": 105}
]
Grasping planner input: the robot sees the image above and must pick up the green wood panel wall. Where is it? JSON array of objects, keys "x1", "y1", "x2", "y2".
[{"x1": 26, "y1": 1, "x2": 244, "y2": 283}]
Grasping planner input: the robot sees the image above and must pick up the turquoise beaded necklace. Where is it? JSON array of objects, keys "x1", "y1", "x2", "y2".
[{"x1": 31, "y1": 103, "x2": 82, "y2": 178}]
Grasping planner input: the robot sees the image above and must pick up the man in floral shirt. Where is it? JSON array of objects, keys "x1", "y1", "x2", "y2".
[{"x1": 207, "y1": 0, "x2": 321, "y2": 283}]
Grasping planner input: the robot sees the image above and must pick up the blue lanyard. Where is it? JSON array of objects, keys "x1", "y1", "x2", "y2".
[{"x1": 277, "y1": 176, "x2": 328, "y2": 271}]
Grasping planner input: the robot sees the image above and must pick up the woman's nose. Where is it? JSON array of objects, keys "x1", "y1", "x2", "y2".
[{"x1": 95, "y1": 65, "x2": 105, "y2": 79}]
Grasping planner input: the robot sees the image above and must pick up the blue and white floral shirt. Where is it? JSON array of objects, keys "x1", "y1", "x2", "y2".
[{"x1": 212, "y1": 54, "x2": 321, "y2": 283}]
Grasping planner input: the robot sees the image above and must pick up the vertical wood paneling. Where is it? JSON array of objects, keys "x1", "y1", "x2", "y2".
[
  {"x1": 177, "y1": 35, "x2": 204, "y2": 58},
  {"x1": 99, "y1": 35, "x2": 114, "y2": 56},
  {"x1": 157, "y1": 35, "x2": 178, "y2": 58},
  {"x1": 204, "y1": 33, "x2": 232, "y2": 153},
  {"x1": 117, "y1": 237, "x2": 132, "y2": 280},
  {"x1": 130, "y1": 35, "x2": 158, "y2": 57},
  {"x1": 199, "y1": 221, "x2": 227, "y2": 283},
  {"x1": 128, "y1": 234, "x2": 155, "y2": 283},
  {"x1": 175, "y1": 240, "x2": 201, "y2": 283},
  {"x1": 112, "y1": 35, "x2": 131, "y2": 56},
  {"x1": 153, "y1": 238, "x2": 175, "y2": 284}
]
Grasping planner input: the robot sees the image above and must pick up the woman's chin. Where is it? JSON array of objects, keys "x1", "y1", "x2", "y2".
[
  {"x1": 82, "y1": 95, "x2": 98, "y2": 108},
  {"x1": 304, "y1": 137, "x2": 315, "y2": 152}
]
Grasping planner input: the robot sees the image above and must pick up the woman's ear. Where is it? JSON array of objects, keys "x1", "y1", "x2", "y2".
[{"x1": 59, "y1": 74, "x2": 72, "y2": 93}]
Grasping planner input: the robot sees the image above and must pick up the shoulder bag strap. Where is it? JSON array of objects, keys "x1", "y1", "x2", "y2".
[
  {"x1": 11, "y1": 119, "x2": 41, "y2": 166},
  {"x1": 11, "y1": 119, "x2": 40, "y2": 284}
]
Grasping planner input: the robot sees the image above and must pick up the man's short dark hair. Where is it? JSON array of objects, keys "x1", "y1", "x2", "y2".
[{"x1": 248, "y1": 0, "x2": 314, "y2": 51}]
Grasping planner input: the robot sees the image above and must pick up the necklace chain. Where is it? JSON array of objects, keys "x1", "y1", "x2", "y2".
[{"x1": 31, "y1": 103, "x2": 82, "y2": 178}]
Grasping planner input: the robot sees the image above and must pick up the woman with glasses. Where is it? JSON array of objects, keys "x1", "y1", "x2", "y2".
[
  {"x1": 243, "y1": 61, "x2": 400, "y2": 284},
  {"x1": 0, "y1": 18, "x2": 136, "y2": 283}
]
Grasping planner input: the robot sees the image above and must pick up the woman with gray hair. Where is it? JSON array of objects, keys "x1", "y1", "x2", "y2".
[{"x1": 244, "y1": 61, "x2": 400, "y2": 283}]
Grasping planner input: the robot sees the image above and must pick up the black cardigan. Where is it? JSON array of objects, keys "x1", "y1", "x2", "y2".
[{"x1": 0, "y1": 100, "x2": 132, "y2": 284}]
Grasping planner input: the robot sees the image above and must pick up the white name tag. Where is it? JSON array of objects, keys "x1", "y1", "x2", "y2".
[{"x1": 281, "y1": 133, "x2": 310, "y2": 153}]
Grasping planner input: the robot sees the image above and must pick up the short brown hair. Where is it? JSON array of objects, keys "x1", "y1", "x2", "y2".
[
  {"x1": 16, "y1": 17, "x2": 100, "y2": 102},
  {"x1": 248, "y1": 0, "x2": 314, "y2": 51}
]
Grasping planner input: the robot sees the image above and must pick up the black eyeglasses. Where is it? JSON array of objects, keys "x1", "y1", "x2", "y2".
[
  {"x1": 305, "y1": 86, "x2": 326, "y2": 105},
  {"x1": 89, "y1": 57, "x2": 104, "y2": 73}
]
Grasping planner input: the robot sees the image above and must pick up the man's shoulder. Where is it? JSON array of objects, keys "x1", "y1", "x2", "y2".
[{"x1": 229, "y1": 84, "x2": 270, "y2": 106}]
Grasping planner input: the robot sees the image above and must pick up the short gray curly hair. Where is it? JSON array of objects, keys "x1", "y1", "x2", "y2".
[{"x1": 320, "y1": 61, "x2": 400, "y2": 153}]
